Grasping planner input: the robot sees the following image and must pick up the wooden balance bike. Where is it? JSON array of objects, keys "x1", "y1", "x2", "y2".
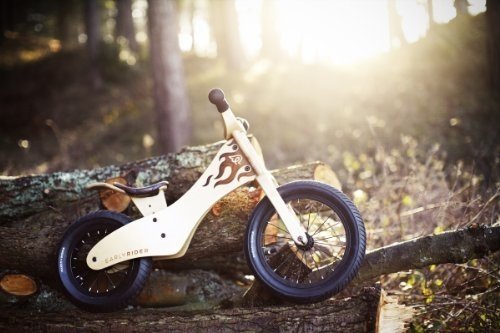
[{"x1": 57, "y1": 89, "x2": 366, "y2": 312}]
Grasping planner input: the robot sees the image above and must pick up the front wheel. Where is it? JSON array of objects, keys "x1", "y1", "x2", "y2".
[
  {"x1": 244, "y1": 181, "x2": 366, "y2": 303},
  {"x1": 57, "y1": 211, "x2": 152, "y2": 312}
]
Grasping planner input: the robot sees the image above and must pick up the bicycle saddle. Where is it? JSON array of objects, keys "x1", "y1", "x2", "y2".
[{"x1": 113, "y1": 181, "x2": 169, "y2": 198}]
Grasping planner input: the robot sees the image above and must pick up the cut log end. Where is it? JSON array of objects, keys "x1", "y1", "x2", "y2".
[
  {"x1": 99, "y1": 176, "x2": 131, "y2": 212},
  {"x1": 313, "y1": 163, "x2": 342, "y2": 190},
  {"x1": 0, "y1": 274, "x2": 38, "y2": 296},
  {"x1": 376, "y1": 289, "x2": 415, "y2": 333}
]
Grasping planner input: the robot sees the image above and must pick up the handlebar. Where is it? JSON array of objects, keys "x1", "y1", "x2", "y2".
[{"x1": 208, "y1": 88, "x2": 230, "y2": 113}]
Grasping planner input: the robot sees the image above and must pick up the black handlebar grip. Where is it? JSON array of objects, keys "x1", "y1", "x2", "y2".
[{"x1": 208, "y1": 88, "x2": 230, "y2": 113}]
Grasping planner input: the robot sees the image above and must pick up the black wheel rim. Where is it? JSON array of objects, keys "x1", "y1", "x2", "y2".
[
  {"x1": 68, "y1": 221, "x2": 137, "y2": 296},
  {"x1": 258, "y1": 196, "x2": 351, "y2": 288}
]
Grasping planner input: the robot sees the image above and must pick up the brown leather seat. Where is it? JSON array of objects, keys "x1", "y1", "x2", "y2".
[{"x1": 114, "y1": 181, "x2": 168, "y2": 198}]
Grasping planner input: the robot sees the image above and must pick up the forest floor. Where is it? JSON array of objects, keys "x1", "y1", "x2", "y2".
[{"x1": 0, "y1": 14, "x2": 498, "y2": 332}]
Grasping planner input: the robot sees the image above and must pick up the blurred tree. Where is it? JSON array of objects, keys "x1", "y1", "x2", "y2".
[
  {"x1": 427, "y1": 0, "x2": 435, "y2": 27},
  {"x1": 0, "y1": 0, "x2": 26, "y2": 42},
  {"x1": 115, "y1": 0, "x2": 138, "y2": 53},
  {"x1": 261, "y1": 0, "x2": 282, "y2": 60},
  {"x1": 454, "y1": 0, "x2": 469, "y2": 17},
  {"x1": 84, "y1": 0, "x2": 103, "y2": 88},
  {"x1": 187, "y1": 0, "x2": 197, "y2": 52},
  {"x1": 0, "y1": 0, "x2": 6, "y2": 45},
  {"x1": 210, "y1": 0, "x2": 244, "y2": 70},
  {"x1": 486, "y1": 0, "x2": 500, "y2": 94},
  {"x1": 56, "y1": 0, "x2": 79, "y2": 49},
  {"x1": 387, "y1": 0, "x2": 407, "y2": 49},
  {"x1": 148, "y1": 0, "x2": 191, "y2": 153}
]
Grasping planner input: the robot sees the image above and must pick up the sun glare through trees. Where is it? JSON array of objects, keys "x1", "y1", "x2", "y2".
[{"x1": 173, "y1": 0, "x2": 486, "y2": 65}]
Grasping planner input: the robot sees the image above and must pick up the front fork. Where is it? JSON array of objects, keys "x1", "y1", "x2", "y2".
[{"x1": 232, "y1": 130, "x2": 308, "y2": 245}]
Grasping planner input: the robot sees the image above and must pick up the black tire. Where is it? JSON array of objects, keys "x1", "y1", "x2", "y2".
[
  {"x1": 244, "y1": 181, "x2": 365, "y2": 303},
  {"x1": 57, "y1": 210, "x2": 152, "y2": 312}
]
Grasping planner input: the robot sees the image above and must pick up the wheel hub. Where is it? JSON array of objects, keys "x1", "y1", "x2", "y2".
[{"x1": 296, "y1": 233, "x2": 314, "y2": 251}]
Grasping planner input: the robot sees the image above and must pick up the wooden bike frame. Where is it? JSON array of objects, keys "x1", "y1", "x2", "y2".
[{"x1": 86, "y1": 106, "x2": 307, "y2": 270}]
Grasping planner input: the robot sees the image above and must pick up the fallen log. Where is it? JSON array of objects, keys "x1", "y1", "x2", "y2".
[
  {"x1": 0, "y1": 138, "x2": 341, "y2": 222},
  {"x1": 0, "y1": 286, "x2": 385, "y2": 333},
  {"x1": 0, "y1": 141, "x2": 221, "y2": 222},
  {"x1": 0, "y1": 159, "x2": 339, "y2": 281},
  {"x1": 356, "y1": 224, "x2": 500, "y2": 282},
  {"x1": 242, "y1": 225, "x2": 500, "y2": 305}
]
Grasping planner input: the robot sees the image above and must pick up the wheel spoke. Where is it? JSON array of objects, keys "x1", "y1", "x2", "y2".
[
  {"x1": 315, "y1": 234, "x2": 345, "y2": 242},
  {"x1": 296, "y1": 249, "x2": 306, "y2": 283},
  {"x1": 271, "y1": 250, "x2": 295, "y2": 275},
  {"x1": 67, "y1": 224, "x2": 136, "y2": 296},
  {"x1": 263, "y1": 234, "x2": 293, "y2": 240},
  {"x1": 307, "y1": 250, "x2": 321, "y2": 271},
  {"x1": 267, "y1": 222, "x2": 290, "y2": 235},
  {"x1": 104, "y1": 271, "x2": 117, "y2": 289},
  {"x1": 311, "y1": 213, "x2": 335, "y2": 236}
]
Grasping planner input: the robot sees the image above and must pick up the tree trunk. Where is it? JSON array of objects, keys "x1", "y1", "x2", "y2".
[
  {"x1": 84, "y1": 0, "x2": 102, "y2": 89},
  {"x1": 0, "y1": 286, "x2": 383, "y2": 333},
  {"x1": 387, "y1": 0, "x2": 407, "y2": 49},
  {"x1": 148, "y1": 0, "x2": 191, "y2": 154},
  {"x1": 454, "y1": 0, "x2": 469, "y2": 17},
  {"x1": 56, "y1": 0, "x2": 79, "y2": 49},
  {"x1": 210, "y1": 0, "x2": 244, "y2": 70},
  {"x1": 486, "y1": 0, "x2": 500, "y2": 95},
  {"x1": 427, "y1": 0, "x2": 435, "y2": 28},
  {"x1": 116, "y1": 0, "x2": 138, "y2": 53},
  {"x1": 0, "y1": 0, "x2": 8, "y2": 45},
  {"x1": 260, "y1": 0, "x2": 282, "y2": 60}
]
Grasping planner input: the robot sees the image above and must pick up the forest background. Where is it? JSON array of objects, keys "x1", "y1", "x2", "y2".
[{"x1": 0, "y1": 0, "x2": 498, "y2": 331}]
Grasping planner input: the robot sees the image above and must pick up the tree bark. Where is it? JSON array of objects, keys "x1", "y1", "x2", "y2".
[
  {"x1": 356, "y1": 225, "x2": 500, "y2": 282},
  {"x1": 0, "y1": 140, "x2": 330, "y2": 221},
  {"x1": 84, "y1": 0, "x2": 102, "y2": 89},
  {"x1": 0, "y1": 286, "x2": 381, "y2": 333},
  {"x1": 148, "y1": 0, "x2": 191, "y2": 153},
  {"x1": 0, "y1": 140, "x2": 220, "y2": 222},
  {"x1": 116, "y1": 0, "x2": 138, "y2": 53},
  {"x1": 486, "y1": 0, "x2": 500, "y2": 94}
]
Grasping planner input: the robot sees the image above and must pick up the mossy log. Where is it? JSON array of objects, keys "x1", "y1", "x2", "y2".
[
  {"x1": 0, "y1": 144, "x2": 339, "y2": 281},
  {"x1": 0, "y1": 141, "x2": 223, "y2": 222},
  {"x1": 0, "y1": 139, "x2": 340, "y2": 222}
]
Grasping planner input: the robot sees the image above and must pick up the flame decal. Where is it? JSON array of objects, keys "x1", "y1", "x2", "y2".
[{"x1": 203, "y1": 141, "x2": 255, "y2": 188}]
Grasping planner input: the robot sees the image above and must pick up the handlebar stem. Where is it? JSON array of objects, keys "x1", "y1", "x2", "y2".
[{"x1": 221, "y1": 108, "x2": 247, "y2": 140}]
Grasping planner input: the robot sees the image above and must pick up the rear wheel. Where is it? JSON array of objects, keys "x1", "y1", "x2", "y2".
[
  {"x1": 57, "y1": 211, "x2": 152, "y2": 312},
  {"x1": 244, "y1": 181, "x2": 365, "y2": 303}
]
